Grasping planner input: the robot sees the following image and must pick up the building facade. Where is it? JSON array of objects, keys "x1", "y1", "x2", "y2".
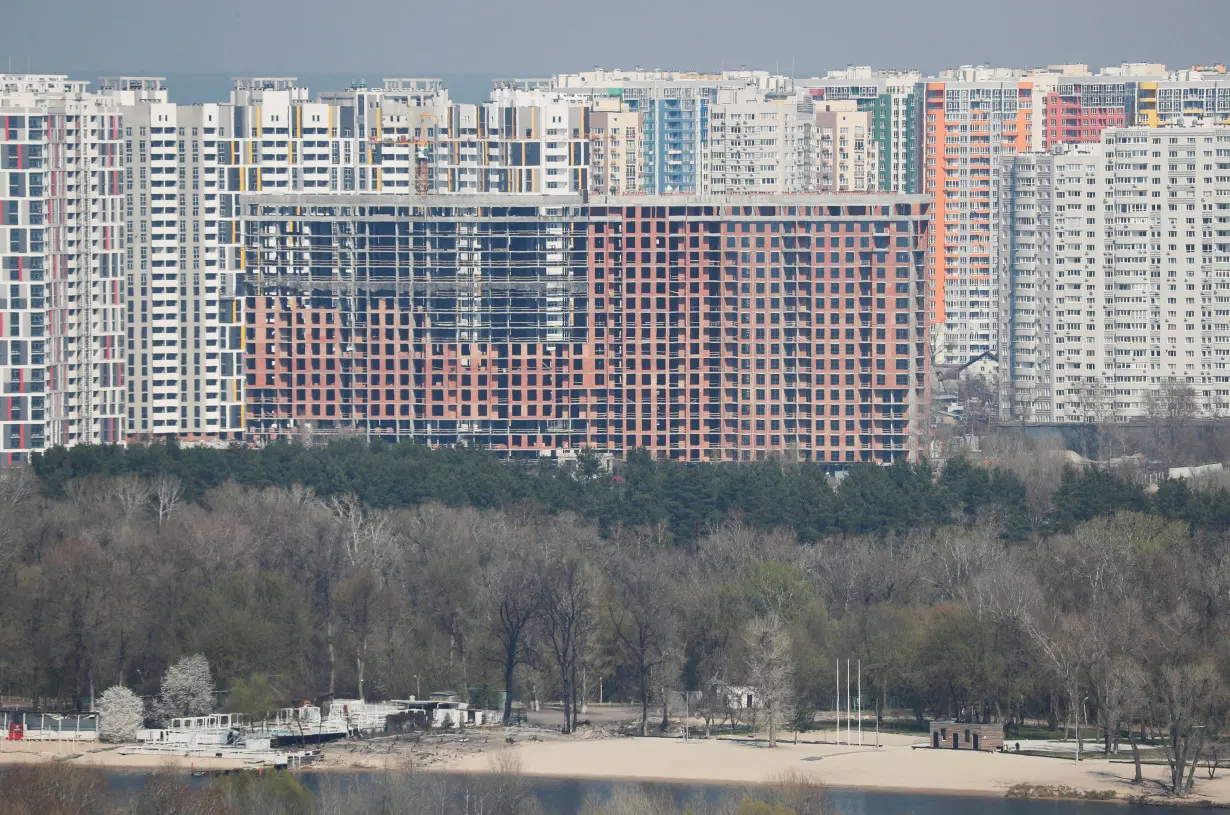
[
  {"x1": 519, "y1": 70, "x2": 797, "y2": 195},
  {"x1": 589, "y1": 107, "x2": 645, "y2": 196},
  {"x1": 997, "y1": 144, "x2": 1110, "y2": 422},
  {"x1": 999, "y1": 122, "x2": 1230, "y2": 421},
  {"x1": 0, "y1": 75, "x2": 126, "y2": 464},
  {"x1": 702, "y1": 86, "x2": 813, "y2": 194},
  {"x1": 814, "y1": 101, "x2": 881, "y2": 192},
  {"x1": 921, "y1": 71, "x2": 1039, "y2": 366},
  {"x1": 238, "y1": 193, "x2": 931, "y2": 467},
  {"x1": 800, "y1": 67, "x2": 921, "y2": 193}
]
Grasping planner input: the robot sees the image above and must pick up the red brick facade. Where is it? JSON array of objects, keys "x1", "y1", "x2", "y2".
[{"x1": 242, "y1": 196, "x2": 931, "y2": 466}]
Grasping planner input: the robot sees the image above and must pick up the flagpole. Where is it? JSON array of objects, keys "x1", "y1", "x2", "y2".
[
  {"x1": 835, "y1": 659, "x2": 839, "y2": 744},
  {"x1": 846, "y1": 658, "x2": 851, "y2": 746}
]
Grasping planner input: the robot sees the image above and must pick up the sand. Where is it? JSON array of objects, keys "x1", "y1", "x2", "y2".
[
  {"x1": 6, "y1": 725, "x2": 1230, "y2": 805},
  {"x1": 0, "y1": 740, "x2": 250, "y2": 771},
  {"x1": 438, "y1": 731, "x2": 1230, "y2": 804}
]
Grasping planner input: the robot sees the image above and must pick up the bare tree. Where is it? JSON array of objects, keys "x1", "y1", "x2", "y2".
[
  {"x1": 329, "y1": 491, "x2": 399, "y2": 573},
  {"x1": 1016, "y1": 591, "x2": 1088, "y2": 759},
  {"x1": 1151, "y1": 658, "x2": 1221, "y2": 796},
  {"x1": 607, "y1": 541, "x2": 679, "y2": 736},
  {"x1": 540, "y1": 532, "x2": 599, "y2": 734},
  {"x1": 1144, "y1": 377, "x2": 1200, "y2": 465},
  {"x1": 334, "y1": 568, "x2": 383, "y2": 701},
  {"x1": 151, "y1": 474, "x2": 183, "y2": 528},
  {"x1": 743, "y1": 614, "x2": 794, "y2": 748},
  {"x1": 0, "y1": 465, "x2": 34, "y2": 575},
  {"x1": 484, "y1": 529, "x2": 544, "y2": 725},
  {"x1": 109, "y1": 475, "x2": 151, "y2": 526}
]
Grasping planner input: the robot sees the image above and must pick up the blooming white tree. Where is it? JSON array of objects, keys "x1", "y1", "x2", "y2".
[
  {"x1": 153, "y1": 653, "x2": 215, "y2": 724},
  {"x1": 97, "y1": 686, "x2": 145, "y2": 743}
]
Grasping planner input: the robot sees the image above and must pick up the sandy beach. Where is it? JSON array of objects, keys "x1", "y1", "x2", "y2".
[
  {"x1": 0, "y1": 740, "x2": 251, "y2": 771},
  {"x1": 438, "y1": 731, "x2": 1230, "y2": 804},
  {"x1": 4, "y1": 725, "x2": 1230, "y2": 806}
]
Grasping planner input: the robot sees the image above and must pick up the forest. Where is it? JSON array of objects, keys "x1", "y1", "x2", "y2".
[{"x1": 7, "y1": 441, "x2": 1230, "y2": 797}]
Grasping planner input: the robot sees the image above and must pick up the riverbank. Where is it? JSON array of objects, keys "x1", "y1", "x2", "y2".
[
  {"x1": 4, "y1": 729, "x2": 1228, "y2": 808},
  {"x1": 0, "y1": 741, "x2": 250, "y2": 771},
  {"x1": 436, "y1": 732, "x2": 1230, "y2": 806}
]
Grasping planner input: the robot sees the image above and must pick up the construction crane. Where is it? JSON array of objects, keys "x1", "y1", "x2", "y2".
[
  {"x1": 415, "y1": 145, "x2": 431, "y2": 195},
  {"x1": 376, "y1": 112, "x2": 438, "y2": 195}
]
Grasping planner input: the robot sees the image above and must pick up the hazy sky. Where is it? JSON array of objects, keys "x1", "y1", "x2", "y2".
[{"x1": 4, "y1": 0, "x2": 1228, "y2": 79}]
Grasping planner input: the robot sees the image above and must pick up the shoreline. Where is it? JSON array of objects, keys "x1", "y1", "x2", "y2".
[
  {"x1": 423, "y1": 762, "x2": 1221, "y2": 809},
  {"x1": 5, "y1": 734, "x2": 1229, "y2": 809},
  {"x1": 428, "y1": 733, "x2": 1230, "y2": 809}
]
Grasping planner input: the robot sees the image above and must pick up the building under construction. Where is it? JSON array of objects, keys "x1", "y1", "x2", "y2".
[{"x1": 238, "y1": 192, "x2": 930, "y2": 467}]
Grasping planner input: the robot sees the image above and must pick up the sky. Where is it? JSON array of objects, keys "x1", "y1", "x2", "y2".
[{"x1": 3, "y1": 0, "x2": 1228, "y2": 81}]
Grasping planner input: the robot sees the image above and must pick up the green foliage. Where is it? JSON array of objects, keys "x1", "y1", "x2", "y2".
[
  {"x1": 743, "y1": 562, "x2": 811, "y2": 621},
  {"x1": 34, "y1": 443, "x2": 1040, "y2": 542},
  {"x1": 176, "y1": 572, "x2": 309, "y2": 689},
  {"x1": 211, "y1": 770, "x2": 314, "y2": 815},
  {"x1": 224, "y1": 673, "x2": 280, "y2": 721},
  {"x1": 738, "y1": 802, "x2": 797, "y2": 815},
  {"x1": 917, "y1": 605, "x2": 1004, "y2": 720},
  {"x1": 1048, "y1": 465, "x2": 1147, "y2": 533},
  {"x1": 788, "y1": 701, "x2": 815, "y2": 734}
]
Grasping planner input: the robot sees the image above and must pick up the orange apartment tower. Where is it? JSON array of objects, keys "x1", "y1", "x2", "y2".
[{"x1": 921, "y1": 74, "x2": 1038, "y2": 366}]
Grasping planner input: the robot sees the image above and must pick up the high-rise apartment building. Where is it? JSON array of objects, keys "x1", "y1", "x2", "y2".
[
  {"x1": 997, "y1": 144, "x2": 1109, "y2": 422},
  {"x1": 799, "y1": 67, "x2": 921, "y2": 193},
  {"x1": 703, "y1": 86, "x2": 813, "y2": 194},
  {"x1": 0, "y1": 75, "x2": 126, "y2": 463},
  {"x1": 921, "y1": 69, "x2": 1040, "y2": 366},
  {"x1": 590, "y1": 106, "x2": 645, "y2": 196},
  {"x1": 102, "y1": 77, "x2": 253, "y2": 439},
  {"x1": 238, "y1": 193, "x2": 931, "y2": 467},
  {"x1": 813, "y1": 101, "x2": 881, "y2": 192},
  {"x1": 999, "y1": 121, "x2": 1230, "y2": 421},
  {"x1": 926, "y1": 63, "x2": 1230, "y2": 367},
  {"x1": 105, "y1": 75, "x2": 608, "y2": 443},
  {"x1": 513, "y1": 70, "x2": 796, "y2": 194}
]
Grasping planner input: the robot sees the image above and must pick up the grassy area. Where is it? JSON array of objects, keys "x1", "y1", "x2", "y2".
[{"x1": 1006, "y1": 784, "x2": 1117, "y2": 801}]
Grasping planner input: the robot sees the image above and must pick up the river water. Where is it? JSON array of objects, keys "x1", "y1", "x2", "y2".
[
  {"x1": 103, "y1": 770, "x2": 1213, "y2": 813},
  {"x1": 438, "y1": 777, "x2": 1196, "y2": 814}
]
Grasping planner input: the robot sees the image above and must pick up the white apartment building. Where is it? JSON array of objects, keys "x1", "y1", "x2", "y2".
[
  {"x1": 101, "y1": 75, "x2": 602, "y2": 443},
  {"x1": 702, "y1": 86, "x2": 812, "y2": 194},
  {"x1": 510, "y1": 70, "x2": 797, "y2": 194},
  {"x1": 813, "y1": 101, "x2": 880, "y2": 192},
  {"x1": 999, "y1": 121, "x2": 1230, "y2": 422},
  {"x1": 102, "y1": 77, "x2": 249, "y2": 439},
  {"x1": 0, "y1": 75, "x2": 126, "y2": 463},
  {"x1": 997, "y1": 144, "x2": 1110, "y2": 422},
  {"x1": 321, "y1": 82, "x2": 592, "y2": 195}
]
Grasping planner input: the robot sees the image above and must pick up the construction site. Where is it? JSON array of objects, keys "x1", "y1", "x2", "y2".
[{"x1": 237, "y1": 192, "x2": 932, "y2": 466}]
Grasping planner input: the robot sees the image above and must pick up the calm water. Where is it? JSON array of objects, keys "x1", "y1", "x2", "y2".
[{"x1": 103, "y1": 770, "x2": 1216, "y2": 814}]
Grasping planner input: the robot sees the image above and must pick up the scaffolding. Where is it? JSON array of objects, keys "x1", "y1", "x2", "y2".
[
  {"x1": 236, "y1": 194, "x2": 930, "y2": 467},
  {"x1": 240, "y1": 199, "x2": 589, "y2": 444}
]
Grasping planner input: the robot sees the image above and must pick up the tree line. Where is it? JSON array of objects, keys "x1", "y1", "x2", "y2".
[
  {"x1": 32, "y1": 440, "x2": 1230, "y2": 541},
  {"x1": 8, "y1": 444, "x2": 1230, "y2": 796}
]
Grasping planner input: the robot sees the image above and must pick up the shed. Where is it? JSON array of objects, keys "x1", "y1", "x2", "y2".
[{"x1": 928, "y1": 720, "x2": 1003, "y2": 752}]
